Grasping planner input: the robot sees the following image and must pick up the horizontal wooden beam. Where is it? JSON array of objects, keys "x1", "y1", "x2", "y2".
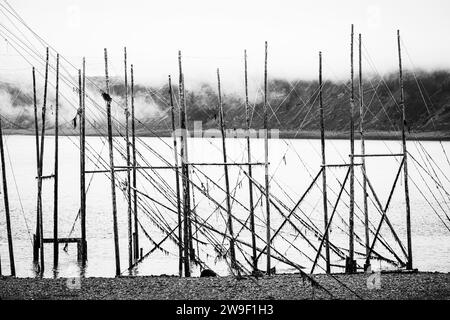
[
  {"x1": 43, "y1": 238, "x2": 82, "y2": 244},
  {"x1": 352, "y1": 154, "x2": 404, "y2": 158},
  {"x1": 115, "y1": 166, "x2": 179, "y2": 170},
  {"x1": 322, "y1": 163, "x2": 363, "y2": 168},
  {"x1": 35, "y1": 175, "x2": 55, "y2": 180},
  {"x1": 85, "y1": 169, "x2": 124, "y2": 174},
  {"x1": 187, "y1": 162, "x2": 268, "y2": 167}
]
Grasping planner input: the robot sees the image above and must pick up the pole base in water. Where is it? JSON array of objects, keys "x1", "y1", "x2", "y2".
[
  {"x1": 33, "y1": 234, "x2": 39, "y2": 264},
  {"x1": 77, "y1": 240, "x2": 88, "y2": 265},
  {"x1": 406, "y1": 261, "x2": 413, "y2": 271},
  {"x1": 345, "y1": 257, "x2": 357, "y2": 274},
  {"x1": 77, "y1": 240, "x2": 88, "y2": 264}
]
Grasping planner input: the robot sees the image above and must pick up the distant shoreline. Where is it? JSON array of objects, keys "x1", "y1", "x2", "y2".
[{"x1": 3, "y1": 129, "x2": 450, "y2": 141}]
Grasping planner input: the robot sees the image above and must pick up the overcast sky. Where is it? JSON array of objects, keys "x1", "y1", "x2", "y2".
[{"x1": 1, "y1": 0, "x2": 450, "y2": 91}]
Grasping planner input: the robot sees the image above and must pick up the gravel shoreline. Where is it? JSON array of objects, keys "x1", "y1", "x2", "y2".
[{"x1": 1, "y1": 272, "x2": 449, "y2": 300}]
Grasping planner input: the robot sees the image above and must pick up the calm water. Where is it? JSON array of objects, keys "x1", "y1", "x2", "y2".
[{"x1": 0, "y1": 135, "x2": 449, "y2": 278}]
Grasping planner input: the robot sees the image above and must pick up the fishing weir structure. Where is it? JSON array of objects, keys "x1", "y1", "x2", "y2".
[{"x1": 0, "y1": 7, "x2": 449, "y2": 298}]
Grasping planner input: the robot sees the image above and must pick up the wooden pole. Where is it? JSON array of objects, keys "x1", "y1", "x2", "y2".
[
  {"x1": 191, "y1": 173, "x2": 200, "y2": 266},
  {"x1": 79, "y1": 60, "x2": 87, "y2": 264},
  {"x1": 397, "y1": 30, "x2": 413, "y2": 270},
  {"x1": 168, "y1": 75, "x2": 183, "y2": 277},
  {"x1": 53, "y1": 53, "x2": 59, "y2": 269},
  {"x1": 359, "y1": 34, "x2": 370, "y2": 270},
  {"x1": 184, "y1": 75, "x2": 194, "y2": 263},
  {"x1": 37, "y1": 47, "x2": 49, "y2": 274},
  {"x1": 104, "y1": 48, "x2": 121, "y2": 277},
  {"x1": 217, "y1": 68, "x2": 237, "y2": 270},
  {"x1": 318, "y1": 51, "x2": 331, "y2": 273},
  {"x1": 244, "y1": 50, "x2": 257, "y2": 273},
  {"x1": 124, "y1": 47, "x2": 133, "y2": 269},
  {"x1": 178, "y1": 51, "x2": 191, "y2": 277},
  {"x1": 32, "y1": 67, "x2": 40, "y2": 265},
  {"x1": 82, "y1": 57, "x2": 87, "y2": 261},
  {"x1": 131, "y1": 64, "x2": 139, "y2": 262},
  {"x1": 0, "y1": 117, "x2": 15, "y2": 276},
  {"x1": 264, "y1": 41, "x2": 272, "y2": 275},
  {"x1": 346, "y1": 24, "x2": 356, "y2": 274}
]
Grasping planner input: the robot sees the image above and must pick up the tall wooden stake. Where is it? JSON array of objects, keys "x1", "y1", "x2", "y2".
[
  {"x1": 319, "y1": 51, "x2": 331, "y2": 273},
  {"x1": 0, "y1": 117, "x2": 15, "y2": 276},
  {"x1": 184, "y1": 76, "x2": 194, "y2": 263},
  {"x1": 264, "y1": 41, "x2": 272, "y2": 275},
  {"x1": 217, "y1": 68, "x2": 237, "y2": 270},
  {"x1": 104, "y1": 48, "x2": 121, "y2": 277},
  {"x1": 359, "y1": 34, "x2": 370, "y2": 270},
  {"x1": 346, "y1": 25, "x2": 356, "y2": 274},
  {"x1": 169, "y1": 75, "x2": 183, "y2": 277},
  {"x1": 131, "y1": 64, "x2": 139, "y2": 262},
  {"x1": 37, "y1": 47, "x2": 49, "y2": 274},
  {"x1": 178, "y1": 51, "x2": 191, "y2": 277},
  {"x1": 80, "y1": 59, "x2": 87, "y2": 264},
  {"x1": 244, "y1": 50, "x2": 257, "y2": 273},
  {"x1": 191, "y1": 171, "x2": 200, "y2": 263},
  {"x1": 32, "y1": 67, "x2": 40, "y2": 265},
  {"x1": 53, "y1": 53, "x2": 60, "y2": 269},
  {"x1": 124, "y1": 47, "x2": 133, "y2": 269},
  {"x1": 397, "y1": 30, "x2": 413, "y2": 270}
]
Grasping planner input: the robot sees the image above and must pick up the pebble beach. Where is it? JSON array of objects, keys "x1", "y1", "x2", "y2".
[{"x1": 1, "y1": 272, "x2": 449, "y2": 300}]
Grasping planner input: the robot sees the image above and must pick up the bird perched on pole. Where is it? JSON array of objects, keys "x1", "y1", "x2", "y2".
[{"x1": 101, "y1": 91, "x2": 112, "y2": 103}]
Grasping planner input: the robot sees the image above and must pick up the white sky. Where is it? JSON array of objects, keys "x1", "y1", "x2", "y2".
[{"x1": 1, "y1": 0, "x2": 450, "y2": 91}]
